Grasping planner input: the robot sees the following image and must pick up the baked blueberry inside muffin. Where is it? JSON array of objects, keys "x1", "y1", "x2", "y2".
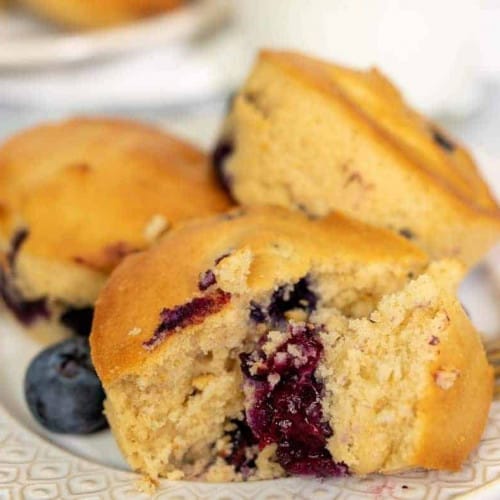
[
  {"x1": 0, "y1": 229, "x2": 49, "y2": 325},
  {"x1": 90, "y1": 207, "x2": 492, "y2": 482},
  {"x1": 0, "y1": 117, "x2": 231, "y2": 336},
  {"x1": 240, "y1": 321, "x2": 348, "y2": 477}
]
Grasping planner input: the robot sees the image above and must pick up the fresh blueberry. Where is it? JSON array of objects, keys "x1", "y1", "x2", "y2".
[{"x1": 24, "y1": 337, "x2": 108, "y2": 434}]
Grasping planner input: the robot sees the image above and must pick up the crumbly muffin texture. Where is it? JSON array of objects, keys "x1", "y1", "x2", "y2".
[
  {"x1": 213, "y1": 50, "x2": 500, "y2": 266},
  {"x1": 0, "y1": 117, "x2": 230, "y2": 334},
  {"x1": 90, "y1": 207, "x2": 491, "y2": 482}
]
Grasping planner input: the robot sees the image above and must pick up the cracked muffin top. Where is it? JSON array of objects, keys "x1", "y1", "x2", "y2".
[
  {"x1": 213, "y1": 50, "x2": 500, "y2": 266},
  {"x1": 0, "y1": 117, "x2": 231, "y2": 307},
  {"x1": 90, "y1": 206, "x2": 490, "y2": 482},
  {"x1": 91, "y1": 206, "x2": 428, "y2": 385}
]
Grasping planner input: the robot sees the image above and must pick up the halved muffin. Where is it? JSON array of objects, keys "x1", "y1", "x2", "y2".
[
  {"x1": 0, "y1": 117, "x2": 231, "y2": 336},
  {"x1": 213, "y1": 50, "x2": 500, "y2": 267},
  {"x1": 90, "y1": 207, "x2": 491, "y2": 482}
]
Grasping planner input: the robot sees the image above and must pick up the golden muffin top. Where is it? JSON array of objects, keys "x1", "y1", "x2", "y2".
[
  {"x1": 0, "y1": 117, "x2": 231, "y2": 276},
  {"x1": 257, "y1": 50, "x2": 498, "y2": 213},
  {"x1": 90, "y1": 206, "x2": 428, "y2": 385}
]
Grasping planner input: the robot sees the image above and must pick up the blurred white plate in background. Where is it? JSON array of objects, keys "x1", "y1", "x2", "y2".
[
  {"x1": 0, "y1": 0, "x2": 239, "y2": 111},
  {"x1": 0, "y1": 0, "x2": 231, "y2": 69}
]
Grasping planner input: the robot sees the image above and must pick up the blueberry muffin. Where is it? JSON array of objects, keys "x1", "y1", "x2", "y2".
[
  {"x1": 18, "y1": 0, "x2": 184, "y2": 28},
  {"x1": 0, "y1": 117, "x2": 231, "y2": 335},
  {"x1": 213, "y1": 50, "x2": 500, "y2": 267},
  {"x1": 90, "y1": 207, "x2": 491, "y2": 482}
]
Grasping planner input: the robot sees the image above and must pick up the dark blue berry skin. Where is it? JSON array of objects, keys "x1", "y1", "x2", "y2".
[
  {"x1": 59, "y1": 307, "x2": 94, "y2": 337},
  {"x1": 24, "y1": 337, "x2": 108, "y2": 434},
  {"x1": 432, "y1": 128, "x2": 456, "y2": 152},
  {"x1": 211, "y1": 138, "x2": 234, "y2": 194},
  {"x1": 0, "y1": 228, "x2": 49, "y2": 325},
  {"x1": 249, "y1": 276, "x2": 317, "y2": 326}
]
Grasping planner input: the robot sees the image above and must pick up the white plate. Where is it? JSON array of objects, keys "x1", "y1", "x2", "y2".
[
  {"x1": 0, "y1": 0, "x2": 231, "y2": 69},
  {"x1": 0, "y1": 145, "x2": 499, "y2": 499}
]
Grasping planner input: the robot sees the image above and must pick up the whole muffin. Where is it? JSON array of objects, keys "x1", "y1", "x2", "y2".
[
  {"x1": 213, "y1": 50, "x2": 500, "y2": 267},
  {"x1": 90, "y1": 207, "x2": 491, "y2": 482},
  {"x1": 0, "y1": 117, "x2": 231, "y2": 335},
  {"x1": 19, "y1": 0, "x2": 184, "y2": 28}
]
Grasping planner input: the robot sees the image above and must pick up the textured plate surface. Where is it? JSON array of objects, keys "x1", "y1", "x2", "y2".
[{"x1": 0, "y1": 148, "x2": 499, "y2": 499}]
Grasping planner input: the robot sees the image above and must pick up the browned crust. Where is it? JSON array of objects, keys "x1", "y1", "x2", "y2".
[
  {"x1": 0, "y1": 117, "x2": 231, "y2": 275},
  {"x1": 410, "y1": 298, "x2": 493, "y2": 470},
  {"x1": 257, "y1": 50, "x2": 500, "y2": 219},
  {"x1": 90, "y1": 206, "x2": 428, "y2": 385}
]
